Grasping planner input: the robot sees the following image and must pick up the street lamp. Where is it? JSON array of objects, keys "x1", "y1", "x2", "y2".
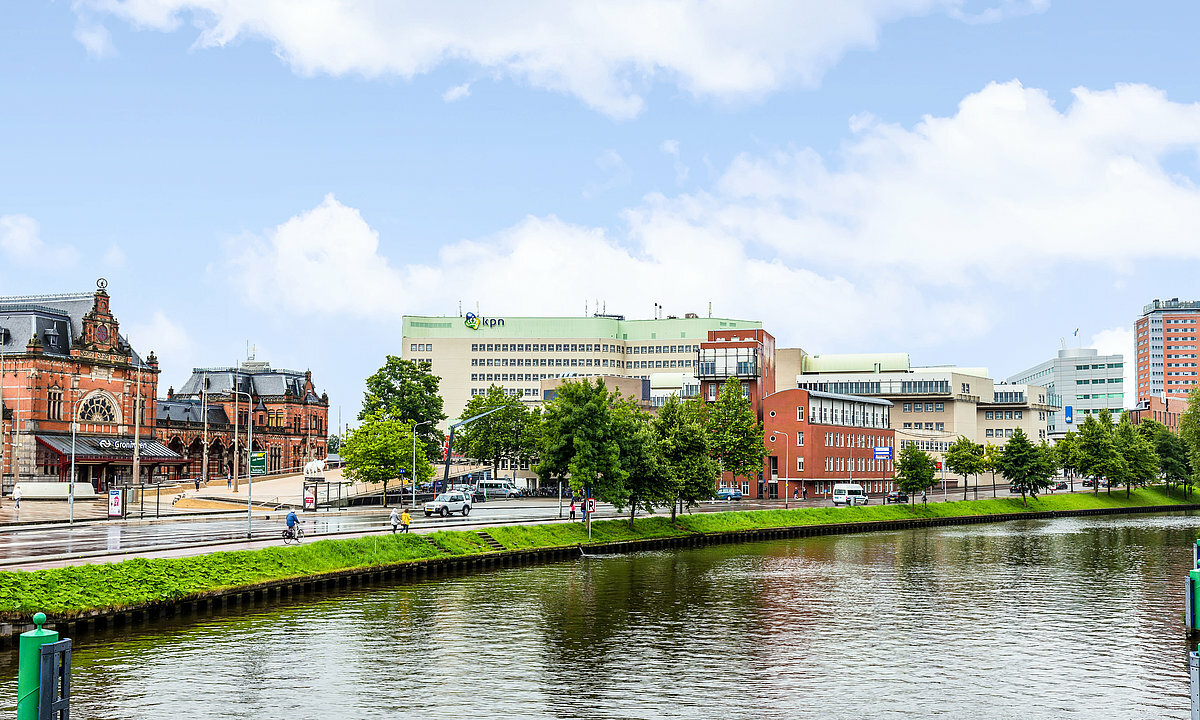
[
  {"x1": 231, "y1": 389, "x2": 254, "y2": 538},
  {"x1": 769, "y1": 431, "x2": 791, "y2": 509},
  {"x1": 412, "y1": 420, "x2": 432, "y2": 508}
]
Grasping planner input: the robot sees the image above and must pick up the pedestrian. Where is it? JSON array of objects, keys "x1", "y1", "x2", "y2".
[
  {"x1": 12, "y1": 485, "x2": 20, "y2": 510},
  {"x1": 570, "y1": 499, "x2": 576, "y2": 521},
  {"x1": 389, "y1": 507, "x2": 400, "y2": 534},
  {"x1": 802, "y1": 487, "x2": 807, "y2": 501},
  {"x1": 226, "y1": 474, "x2": 232, "y2": 489},
  {"x1": 921, "y1": 490, "x2": 927, "y2": 507},
  {"x1": 401, "y1": 508, "x2": 411, "y2": 533},
  {"x1": 194, "y1": 477, "x2": 200, "y2": 491}
]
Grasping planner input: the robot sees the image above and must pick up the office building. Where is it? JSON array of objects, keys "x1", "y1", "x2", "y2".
[
  {"x1": 1006, "y1": 346, "x2": 1122, "y2": 441},
  {"x1": 402, "y1": 313, "x2": 761, "y2": 424},
  {"x1": 1136, "y1": 298, "x2": 1200, "y2": 401}
]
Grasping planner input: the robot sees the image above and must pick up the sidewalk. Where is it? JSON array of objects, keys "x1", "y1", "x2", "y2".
[{"x1": 0, "y1": 500, "x2": 110, "y2": 526}]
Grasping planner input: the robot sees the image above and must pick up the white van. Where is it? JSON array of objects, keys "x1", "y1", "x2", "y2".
[
  {"x1": 831, "y1": 483, "x2": 868, "y2": 506},
  {"x1": 477, "y1": 480, "x2": 522, "y2": 499}
]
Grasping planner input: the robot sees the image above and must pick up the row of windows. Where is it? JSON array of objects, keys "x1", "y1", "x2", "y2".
[
  {"x1": 1076, "y1": 393, "x2": 1123, "y2": 400},
  {"x1": 986, "y1": 428, "x2": 1014, "y2": 438},
  {"x1": 1076, "y1": 378, "x2": 1122, "y2": 385},
  {"x1": 1074, "y1": 363, "x2": 1123, "y2": 370},
  {"x1": 823, "y1": 432, "x2": 893, "y2": 448},
  {"x1": 902, "y1": 422, "x2": 945, "y2": 431},
  {"x1": 985, "y1": 410, "x2": 1023, "y2": 420},
  {"x1": 902, "y1": 402, "x2": 945, "y2": 413},
  {"x1": 473, "y1": 373, "x2": 554, "y2": 383},
  {"x1": 823, "y1": 457, "x2": 892, "y2": 473},
  {"x1": 768, "y1": 431, "x2": 805, "y2": 446},
  {"x1": 470, "y1": 387, "x2": 540, "y2": 397},
  {"x1": 899, "y1": 439, "x2": 949, "y2": 453},
  {"x1": 410, "y1": 343, "x2": 432, "y2": 352},
  {"x1": 469, "y1": 342, "x2": 701, "y2": 355}
]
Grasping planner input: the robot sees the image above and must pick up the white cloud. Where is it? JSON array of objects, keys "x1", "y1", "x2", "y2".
[
  {"x1": 229, "y1": 81, "x2": 1200, "y2": 360},
  {"x1": 583, "y1": 149, "x2": 632, "y2": 199},
  {"x1": 661, "y1": 139, "x2": 689, "y2": 184},
  {"x1": 73, "y1": 21, "x2": 116, "y2": 57},
  {"x1": 0, "y1": 215, "x2": 78, "y2": 266},
  {"x1": 76, "y1": 0, "x2": 1026, "y2": 118},
  {"x1": 1090, "y1": 326, "x2": 1135, "y2": 408},
  {"x1": 126, "y1": 311, "x2": 196, "y2": 392},
  {"x1": 442, "y1": 82, "x2": 471, "y2": 103}
]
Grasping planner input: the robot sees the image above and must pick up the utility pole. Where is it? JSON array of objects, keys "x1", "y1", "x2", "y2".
[
  {"x1": 232, "y1": 370, "x2": 239, "y2": 493},
  {"x1": 200, "y1": 373, "x2": 209, "y2": 486},
  {"x1": 132, "y1": 350, "x2": 142, "y2": 490}
]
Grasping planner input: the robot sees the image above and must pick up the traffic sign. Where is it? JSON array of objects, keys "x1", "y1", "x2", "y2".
[
  {"x1": 873, "y1": 446, "x2": 893, "y2": 460},
  {"x1": 249, "y1": 451, "x2": 267, "y2": 477},
  {"x1": 586, "y1": 498, "x2": 597, "y2": 513}
]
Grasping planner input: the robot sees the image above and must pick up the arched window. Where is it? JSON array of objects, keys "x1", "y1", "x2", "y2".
[{"x1": 79, "y1": 393, "x2": 118, "y2": 424}]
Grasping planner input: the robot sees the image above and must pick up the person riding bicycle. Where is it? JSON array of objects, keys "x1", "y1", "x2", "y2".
[{"x1": 286, "y1": 509, "x2": 299, "y2": 538}]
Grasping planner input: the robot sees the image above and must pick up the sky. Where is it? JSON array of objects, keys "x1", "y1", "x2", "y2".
[{"x1": 3, "y1": 1, "x2": 1200, "y2": 424}]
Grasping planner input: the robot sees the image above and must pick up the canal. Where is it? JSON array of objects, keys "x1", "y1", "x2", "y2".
[{"x1": 3, "y1": 511, "x2": 1196, "y2": 719}]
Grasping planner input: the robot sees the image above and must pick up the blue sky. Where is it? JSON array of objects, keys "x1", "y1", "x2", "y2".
[{"x1": 3, "y1": 1, "x2": 1200, "y2": 422}]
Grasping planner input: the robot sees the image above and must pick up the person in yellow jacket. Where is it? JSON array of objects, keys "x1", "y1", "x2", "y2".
[{"x1": 401, "y1": 508, "x2": 412, "y2": 533}]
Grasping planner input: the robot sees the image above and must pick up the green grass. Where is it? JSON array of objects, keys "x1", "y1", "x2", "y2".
[{"x1": 0, "y1": 486, "x2": 1189, "y2": 617}]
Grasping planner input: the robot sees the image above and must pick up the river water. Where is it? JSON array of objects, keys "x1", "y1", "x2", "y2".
[{"x1": 3, "y1": 512, "x2": 1197, "y2": 719}]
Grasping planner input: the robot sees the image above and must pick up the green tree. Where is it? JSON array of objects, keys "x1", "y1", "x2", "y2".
[
  {"x1": 1114, "y1": 414, "x2": 1158, "y2": 498},
  {"x1": 360, "y1": 356, "x2": 447, "y2": 461},
  {"x1": 1138, "y1": 419, "x2": 1191, "y2": 496},
  {"x1": 1054, "y1": 431, "x2": 1080, "y2": 488},
  {"x1": 341, "y1": 414, "x2": 434, "y2": 505},
  {"x1": 1180, "y1": 388, "x2": 1200, "y2": 496},
  {"x1": 995, "y1": 428, "x2": 1054, "y2": 506},
  {"x1": 653, "y1": 394, "x2": 718, "y2": 521},
  {"x1": 611, "y1": 400, "x2": 663, "y2": 526},
  {"x1": 456, "y1": 385, "x2": 538, "y2": 488},
  {"x1": 982, "y1": 442, "x2": 1002, "y2": 498},
  {"x1": 536, "y1": 378, "x2": 625, "y2": 504},
  {"x1": 706, "y1": 377, "x2": 766, "y2": 489},
  {"x1": 895, "y1": 443, "x2": 936, "y2": 503},
  {"x1": 944, "y1": 436, "x2": 985, "y2": 500},
  {"x1": 327, "y1": 433, "x2": 341, "y2": 454},
  {"x1": 1076, "y1": 412, "x2": 1119, "y2": 493}
]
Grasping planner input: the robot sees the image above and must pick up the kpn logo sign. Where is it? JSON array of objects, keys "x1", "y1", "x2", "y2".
[{"x1": 464, "y1": 312, "x2": 504, "y2": 330}]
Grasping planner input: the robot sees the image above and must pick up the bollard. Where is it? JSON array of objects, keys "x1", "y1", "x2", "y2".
[
  {"x1": 17, "y1": 612, "x2": 58, "y2": 720},
  {"x1": 1191, "y1": 571, "x2": 1200, "y2": 630}
]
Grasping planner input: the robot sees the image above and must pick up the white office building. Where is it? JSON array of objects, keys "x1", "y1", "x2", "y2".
[{"x1": 1006, "y1": 347, "x2": 1123, "y2": 441}]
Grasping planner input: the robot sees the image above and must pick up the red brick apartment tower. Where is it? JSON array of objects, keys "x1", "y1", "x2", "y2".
[
  {"x1": 697, "y1": 328, "x2": 775, "y2": 497},
  {"x1": 1136, "y1": 298, "x2": 1200, "y2": 402},
  {"x1": 762, "y1": 388, "x2": 896, "y2": 501}
]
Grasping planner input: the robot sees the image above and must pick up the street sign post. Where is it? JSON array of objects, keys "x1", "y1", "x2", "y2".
[
  {"x1": 249, "y1": 451, "x2": 267, "y2": 477},
  {"x1": 873, "y1": 446, "x2": 892, "y2": 460}
]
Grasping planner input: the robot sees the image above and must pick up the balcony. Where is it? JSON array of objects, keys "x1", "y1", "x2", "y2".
[{"x1": 695, "y1": 348, "x2": 759, "y2": 380}]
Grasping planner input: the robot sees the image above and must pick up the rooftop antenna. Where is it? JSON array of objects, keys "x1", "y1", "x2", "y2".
[
  {"x1": 585, "y1": 301, "x2": 589, "y2": 317},
  {"x1": 708, "y1": 301, "x2": 712, "y2": 318},
  {"x1": 458, "y1": 300, "x2": 462, "y2": 317},
  {"x1": 1060, "y1": 337, "x2": 1067, "y2": 351}
]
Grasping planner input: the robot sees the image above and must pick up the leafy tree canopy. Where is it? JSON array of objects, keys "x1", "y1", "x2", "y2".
[
  {"x1": 341, "y1": 414, "x2": 435, "y2": 497},
  {"x1": 706, "y1": 377, "x2": 766, "y2": 480},
  {"x1": 895, "y1": 443, "x2": 936, "y2": 499},
  {"x1": 995, "y1": 428, "x2": 1055, "y2": 506},
  {"x1": 360, "y1": 356, "x2": 447, "y2": 462}
]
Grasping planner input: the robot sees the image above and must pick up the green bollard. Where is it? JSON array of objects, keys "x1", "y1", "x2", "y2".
[
  {"x1": 1192, "y1": 571, "x2": 1200, "y2": 630},
  {"x1": 17, "y1": 612, "x2": 58, "y2": 720}
]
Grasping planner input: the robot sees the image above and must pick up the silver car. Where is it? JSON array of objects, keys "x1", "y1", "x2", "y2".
[{"x1": 424, "y1": 492, "x2": 472, "y2": 517}]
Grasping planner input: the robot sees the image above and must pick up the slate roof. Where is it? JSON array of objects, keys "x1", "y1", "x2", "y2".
[
  {"x1": 37, "y1": 434, "x2": 184, "y2": 461},
  {"x1": 175, "y1": 362, "x2": 322, "y2": 402},
  {"x1": 0, "y1": 291, "x2": 147, "y2": 363},
  {"x1": 157, "y1": 398, "x2": 229, "y2": 425}
]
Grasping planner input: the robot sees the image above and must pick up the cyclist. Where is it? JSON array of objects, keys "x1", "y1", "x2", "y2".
[{"x1": 285, "y1": 509, "x2": 300, "y2": 539}]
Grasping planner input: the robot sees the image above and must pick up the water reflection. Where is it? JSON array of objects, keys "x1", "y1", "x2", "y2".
[{"x1": 1, "y1": 513, "x2": 1195, "y2": 719}]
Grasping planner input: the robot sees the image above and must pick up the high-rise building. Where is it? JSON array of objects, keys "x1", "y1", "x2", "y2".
[
  {"x1": 1136, "y1": 298, "x2": 1200, "y2": 401},
  {"x1": 1006, "y1": 347, "x2": 1122, "y2": 440}
]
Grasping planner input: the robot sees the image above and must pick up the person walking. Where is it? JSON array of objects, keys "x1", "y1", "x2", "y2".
[
  {"x1": 921, "y1": 490, "x2": 927, "y2": 507},
  {"x1": 401, "y1": 508, "x2": 411, "y2": 533},
  {"x1": 12, "y1": 485, "x2": 20, "y2": 510},
  {"x1": 802, "y1": 486, "x2": 807, "y2": 501},
  {"x1": 389, "y1": 507, "x2": 400, "y2": 534},
  {"x1": 569, "y1": 499, "x2": 576, "y2": 521}
]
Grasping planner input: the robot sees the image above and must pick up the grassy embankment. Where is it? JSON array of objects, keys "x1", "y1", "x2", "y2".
[{"x1": 0, "y1": 487, "x2": 1188, "y2": 617}]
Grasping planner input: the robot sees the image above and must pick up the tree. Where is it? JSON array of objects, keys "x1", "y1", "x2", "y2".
[
  {"x1": 706, "y1": 377, "x2": 766, "y2": 489},
  {"x1": 611, "y1": 400, "x2": 663, "y2": 526},
  {"x1": 360, "y1": 356, "x2": 447, "y2": 461},
  {"x1": 995, "y1": 428, "x2": 1054, "y2": 507},
  {"x1": 1114, "y1": 414, "x2": 1158, "y2": 498},
  {"x1": 1180, "y1": 388, "x2": 1200, "y2": 497},
  {"x1": 536, "y1": 378, "x2": 625, "y2": 504},
  {"x1": 982, "y1": 442, "x2": 1002, "y2": 498},
  {"x1": 1054, "y1": 431, "x2": 1080, "y2": 489},
  {"x1": 944, "y1": 436, "x2": 984, "y2": 500},
  {"x1": 327, "y1": 433, "x2": 341, "y2": 454},
  {"x1": 895, "y1": 443, "x2": 936, "y2": 503},
  {"x1": 654, "y1": 394, "x2": 718, "y2": 521},
  {"x1": 1138, "y1": 419, "x2": 1191, "y2": 496},
  {"x1": 456, "y1": 385, "x2": 538, "y2": 488},
  {"x1": 1076, "y1": 413, "x2": 1119, "y2": 493},
  {"x1": 341, "y1": 414, "x2": 434, "y2": 506}
]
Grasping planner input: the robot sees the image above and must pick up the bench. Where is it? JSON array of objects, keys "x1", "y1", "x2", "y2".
[{"x1": 13, "y1": 483, "x2": 99, "y2": 500}]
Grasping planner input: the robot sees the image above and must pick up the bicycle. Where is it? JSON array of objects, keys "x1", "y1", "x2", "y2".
[{"x1": 282, "y1": 524, "x2": 305, "y2": 544}]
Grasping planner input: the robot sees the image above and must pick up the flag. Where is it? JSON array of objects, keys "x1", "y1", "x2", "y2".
[{"x1": 1073, "y1": 328, "x2": 1079, "y2": 337}]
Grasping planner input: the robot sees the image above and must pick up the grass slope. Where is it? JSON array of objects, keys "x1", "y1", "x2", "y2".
[{"x1": 0, "y1": 487, "x2": 1188, "y2": 617}]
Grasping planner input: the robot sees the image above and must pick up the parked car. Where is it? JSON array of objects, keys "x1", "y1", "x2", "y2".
[
  {"x1": 477, "y1": 480, "x2": 522, "y2": 499},
  {"x1": 451, "y1": 484, "x2": 485, "y2": 502},
  {"x1": 424, "y1": 492, "x2": 471, "y2": 517},
  {"x1": 885, "y1": 490, "x2": 908, "y2": 504},
  {"x1": 1081, "y1": 479, "x2": 1094, "y2": 487},
  {"x1": 832, "y1": 483, "x2": 868, "y2": 506},
  {"x1": 1054, "y1": 481, "x2": 1068, "y2": 490},
  {"x1": 716, "y1": 487, "x2": 743, "y2": 501}
]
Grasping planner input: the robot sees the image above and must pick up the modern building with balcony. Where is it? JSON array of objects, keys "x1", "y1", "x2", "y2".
[{"x1": 696, "y1": 328, "x2": 775, "y2": 421}]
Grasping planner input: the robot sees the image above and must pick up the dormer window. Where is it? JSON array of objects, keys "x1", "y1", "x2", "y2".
[{"x1": 43, "y1": 326, "x2": 60, "y2": 349}]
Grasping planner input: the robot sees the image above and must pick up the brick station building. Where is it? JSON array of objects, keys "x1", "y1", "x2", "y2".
[
  {"x1": 0, "y1": 281, "x2": 185, "y2": 492},
  {"x1": 155, "y1": 362, "x2": 330, "y2": 482}
]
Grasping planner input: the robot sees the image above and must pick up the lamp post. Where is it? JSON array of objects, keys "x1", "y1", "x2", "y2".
[
  {"x1": 231, "y1": 390, "x2": 253, "y2": 538},
  {"x1": 412, "y1": 420, "x2": 431, "y2": 509},
  {"x1": 770, "y1": 431, "x2": 791, "y2": 508}
]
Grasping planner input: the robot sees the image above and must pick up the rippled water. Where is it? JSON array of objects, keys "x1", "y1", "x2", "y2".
[{"x1": 3, "y1": 512, "x2": 1197, "y2": 719}]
